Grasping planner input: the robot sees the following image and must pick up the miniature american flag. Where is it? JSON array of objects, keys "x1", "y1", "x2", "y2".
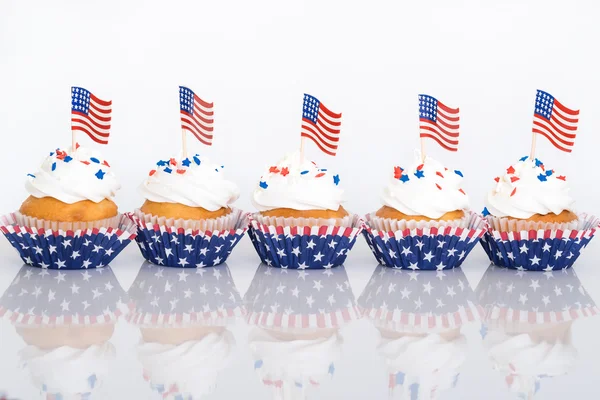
[
  {"x1": 532, "y1": 90, "x2": 580, "y2": 153},
  {"x1": 71, "y1": 87, "x2": 112, "y2": 145},
  {"x1": 179, "y1": 86, "x2": 214, "y2": 146},
  {"x1": 419, "y1": 94, "x2": 460, "y2": 152},
  {"x1": 301, "y1": 94, "x2": 342, "y2": 156}
]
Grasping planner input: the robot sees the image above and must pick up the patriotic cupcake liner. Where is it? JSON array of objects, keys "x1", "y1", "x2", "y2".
[
  {"x1": 0, "y1": 212, "x2": 137, "y2": 269},
  {"x1": 247, "y1": 214, "x2": 363, "y2": 269},
  {"x1": 133, "y1": 208, "x2": 248, "y2": 268},
  {"x1": 362, "y1": 211, "x2": 487, "y2": 270},
  {"x1": 480, "y1": 213, "x2": 600, "y2": 271}
]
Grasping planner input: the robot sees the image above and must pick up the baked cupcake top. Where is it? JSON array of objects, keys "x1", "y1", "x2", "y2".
[
  {"x1": 484, "y1": 157, "x2": 574, "y2": 219},
  {"x1": 252, "y1": 151, "x2": 344, "y2": 211},
  {"x1": 380, "y1": 154, "x2": 469, "y2": 219},
  {"x1": 25, "y1": 146, "x2": 120, "y2": 204},
  {"x1": 139, "y1": 155, "x2": 240, "y2": 211}
]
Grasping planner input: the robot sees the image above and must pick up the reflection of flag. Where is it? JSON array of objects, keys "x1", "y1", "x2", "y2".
[
  {"x1": 532, "y1": 90, "x2": 579, "y2": 153},
  {"x1": 301, "y1": 94, "x2": 342, "y2": 156},
  {"x1": 71, "y1": 86, "x2": 112, "y2": 145},
  {"x1": 179, "y1": 86, "x2": 214, "y2": 146},
  {"x1": 419, "y1": 94, "x2": 460, "y2": 152}
]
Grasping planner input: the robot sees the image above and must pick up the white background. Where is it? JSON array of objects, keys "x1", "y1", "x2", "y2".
[{"x1": 1, "y1": 1, "x2": 600, "y2": 399}]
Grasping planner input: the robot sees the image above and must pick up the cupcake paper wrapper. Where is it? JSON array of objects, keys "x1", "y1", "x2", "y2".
[
  {"x1": 133, "y1": 209, "x2": 248, "y2": 268},
  {"x1": 247, "y1": 214, "x2": 363, "y2": 269},
  {"x1": 0, "y1": 212, "x2": 137, "y2": 270},
  {"x1": 480, "y1": 214, "x2": 599, "y2": 271},
  {"x1": 362, "y1": 211, "x2": 487, "y2": 270}
]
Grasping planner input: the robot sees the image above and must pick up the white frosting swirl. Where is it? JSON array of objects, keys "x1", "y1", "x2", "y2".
[
  {"x1": 25, "y1": 146, "x2": 120, "y2": 204},
  {"x1": 252, "y1": 151, "x2": 344, "y2": 211},
  {"x1": 484, "y1": 157, "x2": 574, "y2": 219},
  {"x1": 19, "y1": 343, "x2": 115, "y2": 397},
  {"x1": 139, "y1": 154, "x2": 240, "y2": 211},
  {"x1": 138, "y1": 331, "x2": 234, "y2": 399},
  {"x1": 381, "y1": 153, "x2": 469, "y2": 218}
]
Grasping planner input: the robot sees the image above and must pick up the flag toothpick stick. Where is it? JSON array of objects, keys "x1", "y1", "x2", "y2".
[
  {"x1": 181, "y1": 129, "x2": 188, "y2": 159},
  {"x1": 529, "y1": 131, "x2": 537, "y2": 160},
  {"x1": 531, "y1": 90, "x2": 580, "y2": 156},
  {"x1": 418, "y1": 94, "x2": 460, "y2": 157},
  {"x1": 179, "y1": 86, "x2": 215, "y2": 155},
  {"x1": 299, "y1": 136, "x2": 306, "y2": 162},
  {"x1": 300, "y1": 94, "x2": 342, "y2": 158}
]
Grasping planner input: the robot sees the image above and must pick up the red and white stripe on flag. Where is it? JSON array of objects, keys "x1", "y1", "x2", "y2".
[
  {"x1": 301, "y1": 94, "x2": 342, "y2": 156},
  {"x1": 418, "y1": 94, "x2": 460, "y2": 152},
  {"x1": 179, "y1": 86, "x2": 214, "y2": 146},
  {"x1": 70, "y1": 87, "x2": 112, "y2": 145},
  {"x1": 532, "y1": 90, "x2": 580, "y2": 153}
]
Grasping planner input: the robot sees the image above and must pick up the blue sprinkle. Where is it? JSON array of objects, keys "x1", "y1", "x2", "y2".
[
  {"x1": 454, "y1": 170, "x2": 463, "y2": 177},
  {"x1": 295, "y1": 382, "x2": 303, "y2": 388},
  {"x1": 519, "y1": 156, "x2": 528, "y2": 162},
  {"x1": 90, "y1": 157, "x2": 100, "y2": 164},
  {"x1": 221, "y1": 165, "x2": 224, "y2": 169},
  {"x1": 215, "y1": 168, "x2": 219, "y2": 172},
  {"x1": 482, "y1": 207, "x2": 490, "y2": 217},
  {"x1": 254, "y1": 360, "x2": 263, "y2": 369},
  {"x1": 333, "y1": 174, "x2": 340, "y2": 185},
  {"x1": 181, "y1": 158, "x2": 191, "y2": 167},
  {"x1": 545, "y1": 170, "x2": 553, "y2": 176},
  {"x1": 414, "y1": 170, "x2": 425, "y2": 179},
  {"x1": 63, "y1": 156, "x2": 73, "y2": 163},
  {"x1": 88, "y1": 374, "x2": 97, "y2": 389},
  {"x1": 328, "y1": 363, "x2": 335, "y2": 375},
  {"x1": 300, "y1": 170, "x2": 309, "y2": 175},
  {"x1": 537, "y1": 173, "x2": 547, "y2": 182},
  {"x1": 193, "y1": 156, "x2": 201, "y2": 165},
  {"x1": 164, "y1": 167, "x2": 172, "y2": 174},
  {"x1": 156, "y1": 160, "x2": 167, "y2": 167},
  {"x1": 27, "y1": 173, "x2": 36, "y2": 178},
  {"x1": 535, "y1": 158, "x2": 543, "y2": 167},
  {"x1": 259, "y1": 181, "x2": 268, "y2": 189},
  {"x1": 400, "y1": 174, "x2": 410, "y2": 183},
  {"x1": 95, "y1": 169, "x2": 105, "y2": 180},
  {"x1": 51, "y1": 162, "x2": 56, "y2": 171},
  {"x1": 320, "y1": 169, "x2": 328, "y2": 171},
  {"x1": 49, "y1": 152, "x2": 54, "y2": 156}
]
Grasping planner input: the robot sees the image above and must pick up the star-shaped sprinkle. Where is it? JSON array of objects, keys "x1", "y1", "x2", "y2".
[
  {"x1": 182, "y1": 158, "x2": 191, "y2": 167},
  {"x1": 414, "y1": 169, "x2": 425, "y2": 179},
  {"x1": 394, "y1": 166, "x2": 403, "y2": 179},
  {"x1": 95, "y1": 169, "x2": 105, "y2": 180},
  {"x1": 557, "y1": 175, "x2": 566, "y2": 181},
  {"x1": 269, "y1": 166, "x2": 280, "y2": 173},
  {"x1": 259, "y1": 181, "x2": 268, "y2": 189},
  {"x1": 333, "y1": 174, "x2": 340, "y2": 185},
  {"x1": 494, "y1": 176, "x2": 500, "y2": 182},
  {"x1": 537, "y1": 173, "x2": 547, "y2": 182},
  {"x1": 157, "y1": 160, "x2": 168, "y2": 166},
  {"x1": 507, "y1": 166, "x2": 515, "y2": 174},
  {"x1": 545, "y1": 170, "x2": 553, "y2": 176},
  {"x1": 280, "y1": 167, "x2": 289, "y2": 176},
  {"x1": 400, "y1": 174, "x2": 410, "y2": 183}
]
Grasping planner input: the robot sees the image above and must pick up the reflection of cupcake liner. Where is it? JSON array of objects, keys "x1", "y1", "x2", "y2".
[
  {"x1": 1, "y1": 212, "x2": 137, "y2": 270},
  {"x1": 476, "y1": 264, "x2": 598, "y2": 398},
  {"x1": 248, "y1": 215, "x2": 362, "y2": 269},
  {"x1": 132, "y1": 209, "x2": 248, "y2": 268},
  {"x1": 0, "y1": 265, "x2": 126, "y2": 399},
  {"x1": 480, "y1": 214, "x2": 599, "y2": 271},
  {"x1": 362, "y1": 211, "x2": 487, "y2": 271},
  {"x1": 128, "y1": 262, "x2": 243, "y2": 399},
  {"x1": 245, "y1": 263, "x2": 358, "y2": 399},
  {"x1": 359, "y1": 266, "x2": 478, "y2": 399}
]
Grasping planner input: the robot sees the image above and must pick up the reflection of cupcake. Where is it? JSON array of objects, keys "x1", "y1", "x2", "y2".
[
  {"x1": 1, "y1": 146, "x2": 136, "y2": 269},
  {"x1": 476, "y1": 264, "x2": 598, "y2": 398},
  {"x1": 359, "y1": 266, "x2": 480, "y2": 399},
  {"x1": 127, "y1": 262, "x2": 244, "y2": 399},
  {"x1": 480, "y1": 157, "x2": 599, "y2": 270},
  {"x1": 0, "y1": 265, "x2": 126, "y2": 399},
  {"x1": 244, "y1": 264, "x2": 360, "y2": 399},
  {"x1": 248, "y1": 152, "x2": 362, "y2": 269},
  {"x1": 363, "y1": 154, "x2": 486, "y2": 270}
]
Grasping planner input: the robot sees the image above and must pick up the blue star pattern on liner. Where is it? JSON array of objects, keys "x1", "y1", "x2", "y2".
[
  {"x1": 95, "y1": 169, "x2": 105, "y2": 180},
  {"x1": 363, "y1": 212, "x2": 487, "y2": 270},
  {"x1": 133, "y1": 212, "x2": 248, "y2": 268},
  {"x1": 479, "y1": 214, "x2": 598, "y2": 270},
  {"x1": 333, "y1": 174, "x2": 340, "y2": 185},
  {"x1": 302, "y1": 94, "x2": 321, "y2": 124},
  {"x1": 71, "y1": 87, "x2": 91, "y2": 113},
  {"x1": 534, "y1": 90, "x2": 554, "y2": 120},
  {"x1": 247, "y1": 216, "x2": 362, "y2": 269},
  {"x1": 0, "y1": 214, "x2": 137, "y2": 270},
  {"x1": 414, "y1": 169, "x2": 425, "y2": 179},
  {"x1": 418, "y1": 94, "x2": 438, "y2": 122}
]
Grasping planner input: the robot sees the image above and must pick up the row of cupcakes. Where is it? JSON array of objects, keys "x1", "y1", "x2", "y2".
[{"x1": 1, "y1": 88, "x2": 597, "y2": 272}]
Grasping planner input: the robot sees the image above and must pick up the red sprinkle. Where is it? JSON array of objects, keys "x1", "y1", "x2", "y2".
[
  {"x1": 81, "y1": 161, "x2": 90, "y2": 165},
  {"x1": 416, "y1": 164, "x2": 424, "y2": 170},
  {"x1": 459, "y1": 188, "x2": 466, "y2": 195},
  {"x1": 103, "y1": 160, "x2": 110, "y2": 167},
  {"x1": 269, "y1": 166, "x2": 280, "y2": 174},
  {"x1": 176, "y1": 169, "x2": 186, "y2": 174},
  {"x1": 149, "y1": 169, "x2": 156, "y2": 176},
  {"x1": 494, "y1": 177, "x2": 500, "y2": 183},
  {"x1": 394, "y1": 166, "x2": 403, "y2": 179},
  {"x1": 315, "y1": 172, "x2": 325, "y2": 178},
  {"x1": 280, "y1": 167, "x2": 289, "y2": 176},
  {"x1": 75, "y1": 142, "x2": 80, "y2": 149},
  {"x1": 507, "y1": 166, "x2": 515, "y2": 174},
  {"x1": 436, "y1": 183, "x2": 442, "y2": 190},
  {"x1": 444, "y1": 167, "x2": 448, "y2": 171},
  {"x1": 436, "y1": 171, "x2": 444, "y2": 178},
  {"x1": 510, "y1": 188, "x2": 517, "y2": 197},
  {"x1": 557, "y1": 175, "x2": 567, "y2": 181},
  {"x1": 170, "y1": 158, "x2": 177, "y2": 166},
  {"x1": 510, "y1": 176, "x2": 520, "y2": 183},
  {"x1": 540, "y1": 164, "x2": 545, "y2": 171}
]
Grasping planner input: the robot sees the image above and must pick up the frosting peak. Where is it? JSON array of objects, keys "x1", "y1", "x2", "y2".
[
  {"x1": 139, "y1": 155, "x2": 240, "y2": 211},
  {"x1": 484, "y1": 157, "x2": 574, "y2": 219},
  {"x1": 252, "y1": 151, "x2": 344, "y2": 211},
  {"x1": 380, "y1": 153, "x2": 469, "y2": 218},
  {"x1": 25, "y1": 146, "x2": 120, "y2": 204}
]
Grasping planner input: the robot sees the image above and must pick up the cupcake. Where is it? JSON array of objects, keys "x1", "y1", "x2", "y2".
[
  {"x1": 358, "y1": 266, "x2": 481, "y2": 399},
  {"x1": 127, "y1": 262, "x2": 244, "y2": 399},
  {"x1": 0, "y1": 265, "x2": 126, "y2": 399},
  {"x1": 0, "y1": 145, "x2": 136, "y2": 269},
  {"x1": 363, "y1": 153, "x2": 487, "y2": 270},
  {"x1": 244, "y1": 263, "x2": 360, "y2": 398},
  {"x1": 248, "y1": 151, "x2": 362, "y2": 269},
  {"x1": 480, "y1": 157, "x2": 599, "y2": 270},
  {"x1": 476, "y1": 264, "x2": 598, "y2": 398},
  {"x1": 133, "y1": 154, "x2": 247, "y2": 268}
]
